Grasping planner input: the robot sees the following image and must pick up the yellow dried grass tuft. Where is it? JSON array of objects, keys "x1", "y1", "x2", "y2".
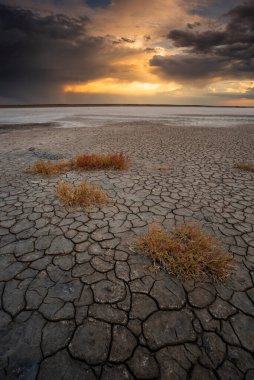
[
  {"x1": 56, "y1": 180, "x2": 109, "y2": 207},
  {"x1": 28, "y1": 160, "x2": 72, "y2": 175},
  {"x1": 134, "y1": 224, "x2": 233, "y2": 281},
  {"x1": 74, "y1": 152, "x2": 128, "y2": 170},
  {"x1": 27, "y1": 152, "x2": 128, "y2": 176},
  {"x1": 235, "y1": 162, "x2": 254, "y2": 172}
]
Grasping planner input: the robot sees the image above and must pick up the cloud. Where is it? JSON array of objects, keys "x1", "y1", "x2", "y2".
[
  {"x1": 150, "y1": 1, "x2": 254, "y2": 84},
  {"x1": 3, "y1": 1, "x2": 185, "y2": 104},
  {"x1": 167, "y1": 30, "x2": 225, "y2": 52},
  {"x1": 112, "y1": 37, "x2": 136, "y2": 45},
  {"x1": 1, "y1": 0, "x2": 253, "y2": 105},
  {"x1": 190, "y1": 0, "x2": 243, "y2": 18},
  {"x1": 0, "y1": 3, "x2": 108, "y2": 100},
  {"x1": 83, "y1": 0, "x2": 195, "y2": 40},
  {"x1": 243, "y1": 87, "x2": 254, "y2": 99},
  {"x1": 0, "y1": 2, "x2": 145, "y2": 102},
  {"x1": 86, "y1": 0, "x2": 111, "y2": 9},
  {"x1": 215, "y1": 86, "x2": 254, "y2": 100},
  {"x1": 169, "y1": 1, "x2": 254, "y2": 53},
  {"x1": 150, "y1": 55, "x2": 226, "y2": 82},
  {"x1": 0, "y1": 1, "x2": 191, "y2": 103}
]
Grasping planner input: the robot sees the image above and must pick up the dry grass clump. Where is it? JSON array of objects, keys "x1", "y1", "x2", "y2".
[
  {"x1": 74, "y1": 152, "x2": 128, "y2": 170},
  {"x1": 56, "y1": 180, "x2": 109, "y2": 207},
  {"x1": 134, "y1": 224, "x2": 232, "y2": 281},
  {"x1": 28, "y1": 152, "x2": 128, "y2": 175},
  {"x1": 28, "y1": 160, "x2": 72, "y2": 175},
  {"x1": 235, "y1": 162, "x2": 254, "y2": 172}
]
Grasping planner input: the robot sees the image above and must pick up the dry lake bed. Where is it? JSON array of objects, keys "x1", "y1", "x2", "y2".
[{"x1": 0, "y1": 106, "x2": 254, "y2": 379}]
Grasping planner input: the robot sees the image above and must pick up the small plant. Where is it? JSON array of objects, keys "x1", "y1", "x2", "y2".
[
  {"x1": 74, "y1": 152, "x2": 128, "y2": 170},
  {"x1": 56, "y1": 180, "x2": 109, "y2": 207},
  {"x1": 235, "y1": 162, "x2": 254, "y2": 172},
  {"x1": 28, "y1": 160, "x2": 72, "y2": 175},
  {"x1": 27, "y1": 153, "x2": 128, "y2": 175},
  {"x1": 134, "y1": 224, "x2": 232, "y2": 281}
]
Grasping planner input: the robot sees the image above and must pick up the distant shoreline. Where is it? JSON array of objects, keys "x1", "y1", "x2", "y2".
[{"x1": 0, "y1": 104, "x2": 253, "y2": 109}]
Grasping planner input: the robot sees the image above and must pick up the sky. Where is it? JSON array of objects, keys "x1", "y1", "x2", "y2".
[{"x1": 0, "y1": 0, "x2": 254, "y2": 106}]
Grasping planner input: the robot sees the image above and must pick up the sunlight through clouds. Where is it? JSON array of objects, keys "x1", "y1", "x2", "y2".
[
  {"x1": 0, "y1": 0, "x2": 253, "y2": 105},
  {"x1": 64, "y1": 78, "x2": 181, "y2": 96}
]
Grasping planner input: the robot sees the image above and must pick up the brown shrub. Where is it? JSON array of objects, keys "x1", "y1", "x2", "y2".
[
  {"x1": 73, "y1": 152, "x2": 128, "y2": 170},
  {"x1": 134, "y1": 224, "x2": 232, "y2": 281},
  {"x1": 235, "y1": 162, "x2": 254, "y2": 172},
  {"x1": 56, "y1": 180, "x2": 109, "y2": 207},
  {"x1": 27, "y1": 153, "x2": 128, "y2": 175},
  {"x1": 28, "y1": 160, "x2": 71, "y2": 175}
]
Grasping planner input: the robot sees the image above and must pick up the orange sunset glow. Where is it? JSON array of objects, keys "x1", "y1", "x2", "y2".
[{"x1": 0, "y1": 0, "x2": 254, "y2": 106}]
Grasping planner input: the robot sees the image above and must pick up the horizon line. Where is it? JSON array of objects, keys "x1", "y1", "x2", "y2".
[{"x1": 1, "y1": 103, "x2": 253, "y2": 109}]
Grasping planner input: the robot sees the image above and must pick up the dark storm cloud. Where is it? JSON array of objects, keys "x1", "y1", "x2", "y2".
[
  {"x1": 191, "y1": 0, "x2": 243, "y2": 18},
  {"x1": 186, "y1": 22, "x2": 201, "y2": 30},
  {"x1": 167, "y1": 30, "x2": 225, "y2": 53},
  {"x1": 241, "y1": 87, "x2": 254, "y2": 99},
  {"x1": 120, "y1": 37, "x2": 136, "y2": 44},
  {"x1": 112, "y1": 37, "x2": 136, "y2": 45},
  {"x1": 168, "y1": 1, "x2": 254, "y2": 53},
  {"x1": 0, "y1": 3, "x2": 112, "y2": 101},
  {"x1": 86, "y1": 0, "x2": 111, "y2": 8},
  {"x1": 150, "y1": 55, "x2": 226, "y2": 81},
  {"x1": 150, "y1": 1, "x2": 254, "y2": 83}
]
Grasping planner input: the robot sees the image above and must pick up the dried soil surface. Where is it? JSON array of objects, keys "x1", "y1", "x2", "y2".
[{"x1": 0, "y1": 121, "x2": 254, "y2": 379}]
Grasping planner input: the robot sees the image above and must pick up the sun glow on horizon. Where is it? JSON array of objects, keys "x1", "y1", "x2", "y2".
[
  {"x1": 64, "y1": 77, "x2": 181, "y2": 96},
  {"x1": 209, "y1": 81, "x2": 254, "y2": 95}
]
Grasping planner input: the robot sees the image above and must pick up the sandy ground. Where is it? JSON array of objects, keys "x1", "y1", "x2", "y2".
[{"x1": 0, "y1": 121, "x2": 254, "y2": 379}]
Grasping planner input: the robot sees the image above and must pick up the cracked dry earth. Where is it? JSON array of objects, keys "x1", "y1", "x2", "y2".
[{"x1": 0, "y1": 121, "x2": 254, "y2": 380}]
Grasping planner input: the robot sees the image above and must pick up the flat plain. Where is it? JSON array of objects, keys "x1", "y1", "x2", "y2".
[{"x1": 0, "y1": 118, "x2": 254, "y2": 379}]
